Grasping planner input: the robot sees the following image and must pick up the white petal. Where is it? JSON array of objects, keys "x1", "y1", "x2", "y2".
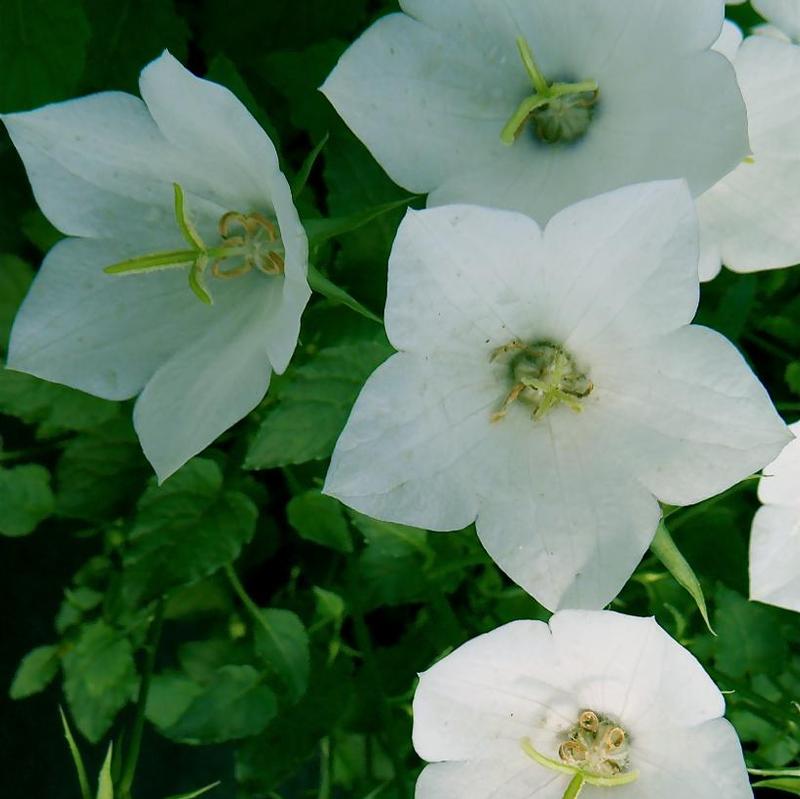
[
  {"x1": 475, "y1": 412, "x2": 661, "y2": 611},
  {"x1": 139, "y1": 52, "x2": 310, "y2": 323},
  {"x1": 416, "y1": 757, "x2": 563, "y2": 799},
  {"x1": 133, "y1": 277, "x2": 281, "y2": 481},
  {"x1": 752, "y1": 22, "x2": 793, "y2": 42},
  {"x1": 757, "y1": 421, "x2": 800, "y2": 506},
  {"x1": 539, "y1": 181, "x2": 700, "y2": 357},
  {"x1": 385, "y1": 206, "x2": 546, "y2": 357},
  {"x1": 547, "y1": 611, "x2": 725, "y2": 730},
  {"x1": 698, "y1": 36, "x2": 800, "y2": 273},
  {"x1": 412, "y1": 619, "x2": 569, "y2": 762},
  {"x1": 6, "y1": 238, "x2": 216, "y2": 400},
  {"x1": 753, "y1": 0, "x2": 800, "y2": 41},
  {"x1": 326, "y1": 0, "x2": 747, "y2": 223},
  {"x1": 714, "y1": 20, "x2": 744, "y2": 61},
  {"x1": 323, "y1": 352, "x2": 498, "y2": 531},
  {"x1": 750, "y1": 504, "x2": 800, "y2": 612},
  {"x1": 587, "y1": 326, "x2": 790, "y2": 506},
  {"x1": 633, "y1": 719, "x2": 753, "y2": 799}
]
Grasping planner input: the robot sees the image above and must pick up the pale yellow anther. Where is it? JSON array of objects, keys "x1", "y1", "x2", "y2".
[{"x1": 579, "y1": 711, "x2": 600, "y2": 733}]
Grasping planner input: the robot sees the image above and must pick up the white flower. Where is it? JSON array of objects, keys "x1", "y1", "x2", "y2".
[
  {"x1": 3, "y1": 52, "x2": 310, "y2": 482},
  {"x1": 323, "y1": 181, "x2": 789, "y2": 611},
  {"x1": 697, "y1": 32, "x2": 800, "y2": 280},
  {"x1": 412, "y1": 610, "x2": 752, "y2": 799},
  {"x1": 321, "y1": 0, "x2": 748, "y2": 225},
  {"x1": 750, "y1": 421, "x2": 800, "y2": 613},
  {"x1": 752, "y1": 0, "x2": 800, "y2": 41}
]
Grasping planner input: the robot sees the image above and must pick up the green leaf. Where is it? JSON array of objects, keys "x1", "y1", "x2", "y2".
[
  {"x1": 146, "y1": 673, "x2": 204, "y2": 730},
  {"x1": 96, "y1": 743, "x2": 114, "y2": 799},
  {"x1": 0, "y1": 369, "x2": 120, "y2": 437},
  {"x1": 307, "y1": 264, "x2": 382, "y2": 323},
  {"x1": 82, "y1": 0, "x2": 188, "y2": 93},
  {"x1": 254, "y1": 609, "x2": 310, "y2": 702},
  {"x1": 650, "y1": 520, "x2": 714, "y2": 634},
  {"x1": 122, "y1": 459, "x2": 257, "y2": 605},
  {"x1": 287, "y1": 490, "x2": 352, "y2": 553},
  {"x1": 0, "y1": 254, "x2": 33, "y2": 352},
  {"x1": 786, "y1": 362, "x2": 800, "y2": 397},
  {"x1": 0, "y1": 464, "x2": 54, "y2": 536},
  {"x1": 752, "y1": 778, "x2": 800, "y2": 794},
  {"x1": 163, "y1": 782, "x2": 221, "y2": 799},
  {"x1": 54, "y1": 418, "x2": 148, "y2": 521},
  {"x1": 246, "y1": 341, "x2": 391, "y2": 469},
  {"x1": 60, "y1": 707, "x2": 92, "y2": 799},
  {"x1": 160, "y1": 666, "x2": 278, "y2": 744},
  {"x1": 21, "y1": 209, "x2": 63, "y2": 252},
  {"x1": 0, "y1": 0, "x2": 90, "y2": 111},
  {"x1": 714, "y1": 584, "x2": 789, "y2": 679},
  {"x1": 9, "y1": 644, "x2": 60, "y2": 699},
  {"x1": 62, "y1": 620, "x2": 137, "y2": 742}
]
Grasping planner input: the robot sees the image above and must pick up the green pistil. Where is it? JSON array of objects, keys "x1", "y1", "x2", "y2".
[{"x1": 501, "y1": 37, "x2": 599, "y2": 146}]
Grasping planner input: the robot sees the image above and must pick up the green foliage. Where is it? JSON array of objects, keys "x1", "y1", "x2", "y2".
[
  {"x1": 246, "y1": 341, "x2": 391, "y2": 468},
  {"x1": 0, "y1": 463, "x2": 54, "y2": 536},
  {"x1": 253, "y1": 608, "x2": 310, "y2": 702},
  {"x1": 0, "y1": 254, "x2": 33, "y2": 351},
  {"x1": 287, "y1": 490, "x2": 352, "y2": 552},
  {"x1": 9, "y1": 644, "x2": 60, "y2": 699},
  {"x1": 63, "y1": 620, "x2": 138, "y2": 742}
]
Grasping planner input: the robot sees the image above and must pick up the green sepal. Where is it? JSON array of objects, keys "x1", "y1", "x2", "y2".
[
  {"x1": 292, "y1": 132, "x2": 329, "y2": 200},
  {"x1": 308, "y1": 265, "x2": 381, "y2": 324},
  {"x1": 163, "y1": 781, "x2": 221, "y2": 799},
  {"x1": 60, "y1": 706, "x2": 92, "y2": 799},
  {"x1": 751, "y1": 778, "x2": 800, "y2": 795},
  {"x1": 303, "y1": 196, "x2": 418, "y2": 247},
  {"x1": 650, "y1": 519, "x2": 714, "y2": 635},
  {"x1": 96, "y1": 743, "x2": 114, "y2": 799}
]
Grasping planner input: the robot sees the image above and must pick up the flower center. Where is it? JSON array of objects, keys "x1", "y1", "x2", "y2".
[
  {"x1": 559, "y1": 710, "x2": 631, "y2": 778},
  {"x1": 490, "y1": 340, "x2": 592, "y2": 423},
  {"x1": 103, "y1": 183, "x2": 285, "y2": 305},
  {"x1": 520, "y1": 710, "x2": 636, "y2": 799},
  {"x1": 501, "y1": 37, "x2": 599, "y2": 146}
]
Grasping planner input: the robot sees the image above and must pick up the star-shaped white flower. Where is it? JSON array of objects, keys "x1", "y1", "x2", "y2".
[
  {"x1": 323, "y1": 181, "x2": 789, "y2": 611},
  {"x1": 3, "y1": 52, "x2": 310, "y2": 482},
  {"x1": 698, "y1": 31, "x2": 800, "y2": 280},
  {"x1": 750, "y1": 421, "x2": 800, "y2": 613},
  {"x1": 412, "y1": 611, "x2": 752, "y2": 799},
  {"x1": 321, "y1": 0, "x2": 749, "y2": 225}
]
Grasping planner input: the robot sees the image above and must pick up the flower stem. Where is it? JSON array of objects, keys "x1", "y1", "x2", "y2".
[{"x1": 118, "y1": 599, "x2": 165, "y2": 799}]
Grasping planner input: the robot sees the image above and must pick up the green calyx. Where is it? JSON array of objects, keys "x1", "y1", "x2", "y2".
[
  {"x1": 501, "y1": 37, "x2": 599, "y2": 146},
  {"x1": 103, "y1": 184, "x2": 285, "y2": 306}
]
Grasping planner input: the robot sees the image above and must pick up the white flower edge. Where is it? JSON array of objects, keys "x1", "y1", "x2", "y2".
[
  {"x1": 698, "y1": 34, "x2": 800, "y2": 280},
  {"x1": 3, "y1": 52, "x2": 310, "y2": 481},
  {"x1": 324, "y1": 181, "x2": 789, "y2": 611},
  {"x1": 750, "y1": 420, "x2": 800, "y2": 612},
  {"x1": 412, "y1": 611, "x2": 753, "y2": 799}
]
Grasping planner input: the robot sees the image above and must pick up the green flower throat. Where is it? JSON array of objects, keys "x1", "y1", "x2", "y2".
[{"x1": 501, "y1": 37, "x2": 600, "y2": 146}]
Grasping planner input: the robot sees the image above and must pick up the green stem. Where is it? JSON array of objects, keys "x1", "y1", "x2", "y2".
[
  {"x1": 225, "y1": 563, "x2": 265, "y2": 623},
  {"x1": 349, "y1": 570, "x2": 410, "y2": 799},
  {"x1": 118, "y1": 599, "x2": 165, "y2": 799},
  {"x1": 563, "y1": 773, "x2": 585, "y2": 799},
  {"x1": 317, "y1": 737, "x2": 332, "y2": 799}
]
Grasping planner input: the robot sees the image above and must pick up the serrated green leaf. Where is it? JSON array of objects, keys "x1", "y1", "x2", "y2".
[
  {"x1": 122, "y1": 459, "x2": 257, "y2": 605},
  {"x1": 0, "y1": 369, "x2": 120, "y2": 437},
  {"x1": 9, "y1": 644, "x2": 60, "y2": 699},
  {"x1": 246, "y1": 342, "x2": 391, "y2": 469},
  {"x1": 160, "y1": 666, "x2": 277, "y2": 744},
  {"x1": 0, "y1": 464, "x2": 54, "y2": 536},
  {"x1": 714, "y1": 584, "x2": 789, "y2": 679},
  {"x1": 287, "y1": 490, "x2": 352, "y2": 553},
  {"x1": 254, "y1": 609, "x2": 310, "y2": 702},
  {"x1": 145, "y1": 673, "x2": 204, "y2": 730},
  {"x1": 55, "y1": 417, "x2": 148, "y2": 521},
  {"x1": 650, "y1": 520, "x2": 714, "y2": 634},
  {"x1": 0, "y1": 254, "x2": 33, "y2": 352},
  {"x1": 0, "y1": 0, "x2": 90, "y2": 111},
  {"x1": 62, "y1": 621, "x2": 137, "y2": 742},
  {"x1": 60, "y1": 707, "x2": 92, "y2": 799},
  {"x1": 96, "y1": 742, "x2": 114, "y2": 799}
]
